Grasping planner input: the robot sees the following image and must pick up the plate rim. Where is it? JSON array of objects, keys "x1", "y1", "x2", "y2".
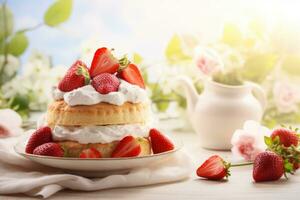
[{"x1": 14, "y1": 136, "x2": 183, "y2": 161}]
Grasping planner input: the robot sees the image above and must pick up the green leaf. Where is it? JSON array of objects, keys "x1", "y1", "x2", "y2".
[
  {"x1": 165, "y1": 34, "x2": 191, "y2": 64},
  {"x1": 7, "y1": 32, "x2": 29, "y2": 56},
  {"x1": 222, "y1": 23, "x2": 242, "y2": 47},
  {"x1": 281, "y1": 55, "x2": 300, "y2": 76},
  {"x1": 156, "y1": 101, "x2": 169, "y2": 112},
  {"x1": 44, "y1": 0, "x2": 73, "y2": 27},
  {"x1": 0, "y1": 4, "x2": 14, "y2": 41},
  {"x1": 133, "y1": 53, "x2": 143, "y2": 65},
  {"x1": 284, "y1": 159, "x2": 294, "y2": 173},
  {"x1": 241, "y1": 53, "x2": 277, "y2": 83},
  {"x1": 264, "y1": 136, "x2": 272, "y2": 147}
]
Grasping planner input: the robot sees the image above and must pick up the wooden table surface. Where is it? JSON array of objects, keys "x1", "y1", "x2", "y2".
[{"x1": 2, "y1": 131, "x2": 300, "y2": 200}]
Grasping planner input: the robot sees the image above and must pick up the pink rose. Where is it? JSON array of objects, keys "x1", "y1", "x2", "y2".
[
  {"x1": 231, "y1": 121, "x2": 270, "y2": 161},
  {"x1": 273, "y1": 81, "x2": 299, "y2": 113},
  {"x1": 0, "y1": 109, "x2": 23, "y2": 138},
  {"x1": 194, "y1": 47, "x2": 223, "y2": 76}
]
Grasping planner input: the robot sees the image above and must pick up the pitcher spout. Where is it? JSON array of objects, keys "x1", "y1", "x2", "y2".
[{"x1": 176, "y1": 76, "x2": 198, "y2": 115}]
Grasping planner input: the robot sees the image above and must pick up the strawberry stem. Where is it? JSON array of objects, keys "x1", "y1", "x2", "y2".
[{"x1": 230, "y1": 162, "x2": 253, "y2": 167}]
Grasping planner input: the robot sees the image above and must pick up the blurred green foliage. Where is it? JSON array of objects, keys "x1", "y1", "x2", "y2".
[{"x1": 0, "y1": 0, "x2": 73, "y2": 117}]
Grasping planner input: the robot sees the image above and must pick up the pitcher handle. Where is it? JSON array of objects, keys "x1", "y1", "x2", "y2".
[{"x1": 247, "y1": 82, "x2": 267, "y2": 111}]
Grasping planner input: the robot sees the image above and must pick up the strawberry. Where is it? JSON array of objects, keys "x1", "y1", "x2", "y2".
[
  {"x1": 271, "y1": 128, "x2": 299, "y2": 147},
  {"x1": 33, "y1": 142, "x2": 64, "y2": 157},
  {"x1": 79, "y1": 147, "x2": 102, "y2": 158},
  {"x1": 118, "y1": 63, "x2": 145, "y2": 89},
  {"x1": 91, "y1": 73, "x2": 120, "y2": 94},
  {"x1": 149, "y1": 128, "x2": 174, "y2": 154},
  {"x1": 89, "y1": 47, "x2": 120, "y2": 78},
  {"x1": 25, "y1": 126, "x2": 53, "y2": 154},
  {"x1": 111, "y1": 136, "x2": 141, "y2": 158},
  {"x1": 58, "y1": 60, "x2": 90, "y2": 92},
  {"x1": 253, "y1": 151, "x2": 284, "y2": 182},
  {"x1": 196, "y1": 155, "x2": 230, "y2": 180}
]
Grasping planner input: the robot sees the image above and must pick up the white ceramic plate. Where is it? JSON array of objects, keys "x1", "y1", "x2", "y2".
[{"x1": 14, "y1": 136, "x2": 182, "y2": 176}]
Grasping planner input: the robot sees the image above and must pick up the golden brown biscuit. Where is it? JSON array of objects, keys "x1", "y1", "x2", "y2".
[
  {"x1": 47, "y1": 101, "x2": 150, "y2": 126},
  {"x1": 58, "y1": 137, "x2": 151, "y2": 158}
]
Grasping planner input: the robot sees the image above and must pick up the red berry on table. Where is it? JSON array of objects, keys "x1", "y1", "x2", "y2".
[
  {"x1": 149, "y1": 128, "x2": 174, "y2": 154},
  {"x1": 253, "y1": 151, "x2": 284, "y2": 182},
  {"x1": 196, "y1": 155, "x2": 230, "y2": 180},
  {"x1": 270, "y1": 128, "x2": 299, "y2": 147},
  {"x1": 33, "y1": 142, "x2": 64, "y2": 157},
  {"x1": 89, "y1": 47, "x2": 120, "y2": 78},
  {"x1": 111, "y1": 136, "x2": 141, "y2": 158},
  {"x1": 118, "y1": 63, "x2": 145, "y2": 89},
  {"x1": 91, "y1": 73, "x2": 120, "y2": 94},
  {"x1": 58, "y1": 60, "x2": 90, "y2": 92},
  {"x1": 79, "y1": 148, "x2": 102, "y2": 158},
  {"x1": 25, "y1": 126, "x2": 53, "y2": 154}
]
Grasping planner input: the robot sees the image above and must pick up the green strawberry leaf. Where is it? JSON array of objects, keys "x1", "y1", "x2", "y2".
[
  {"x1": 284, "y1": 159, "x2": 294, "y2": 173},
  {"x1": 264, "y1": 136, "x2": 273, "y2": 147}
]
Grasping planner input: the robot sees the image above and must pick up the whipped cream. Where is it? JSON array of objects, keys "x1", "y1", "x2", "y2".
[
  {"x1": 52, "y1": 80, "x2": 148, "y2": 106},
  {"x1": 52, "y1": 124, "x2": 150, "y2": 144}
]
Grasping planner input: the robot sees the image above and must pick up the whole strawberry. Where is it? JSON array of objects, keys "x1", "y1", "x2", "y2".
[
  {"x1": 33, "y1": 142, "x2": 64, "y2": 157},
  {"x1": 197, "y1": 155, "x2": 231, "y2": 180},
  {"x1": 271, "y1": 128, "x2": 299, "y2": 147},
  {"x1": 25, "y1": 126, "x2": 53, "y2": 154},
  {"x1": 149, "y1": 128, "x2": 174, "y2": 154},
  {"x1": 91, "y1": 73, "x2": 120, "y2": 94},
  {"x1": 253, "y1": 151, "x2": 284, "y2": 182},
  {"x1": 58, "y1": 60, "x2": 90, "y2": 92}
]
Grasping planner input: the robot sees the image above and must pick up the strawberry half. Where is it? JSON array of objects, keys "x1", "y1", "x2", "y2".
[
  {"x1": 25, "y1": 126, "x2": 53, "y2": 154},
  {"x1": 79, "y1": 148, "x2": 102, "y2": 158},
  {"x1": 89, "y1": 47, "x2": 120, "y2": 78},
  {"x1": 111, "y1": 136, "x2": 141, "y2": 158},
  {"x1": 91, "y1": 73, "x2": 120, "y2": 94},
  {"x1": 149, "y1": 128, "x2": 174, "y2": 154},
  {"x1": 271, "y1": 128, "x2": 299, "y2": 147},
  {"x1": 58, "y1": 60, "x2": 90, "y2": 92},
  {"x1": 253, "y1": 151, "x2": 284, "y2": 182},
  {"x1": 33, "y1": 142, "x2": 64, "y2": 157},
  {"x1": 196, "y1": 155, "x2": 230, "y2": 180},
  {"x1": 118, "y1": 63, "x2": 145, "y2": 89}
]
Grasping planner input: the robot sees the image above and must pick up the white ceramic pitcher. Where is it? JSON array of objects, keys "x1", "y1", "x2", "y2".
[{"x1": 177, "y1": 76, "x2": 266, "y2": 150}]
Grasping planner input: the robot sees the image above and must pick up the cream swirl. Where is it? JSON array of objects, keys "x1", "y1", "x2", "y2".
[
  {"x1": 52, "y1": 80, "x2": 148, "y2": 106},
  {"x1": 52, "y1": 124, "x2": 150, "y2": 144}
]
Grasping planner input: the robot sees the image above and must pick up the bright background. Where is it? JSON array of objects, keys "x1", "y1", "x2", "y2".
[
  {"x1": 1, "y1": 0, "x2": 300, "y2": 128},
  {"x1": 10, "y1": 0, "x2": 300, "y2": 65}
]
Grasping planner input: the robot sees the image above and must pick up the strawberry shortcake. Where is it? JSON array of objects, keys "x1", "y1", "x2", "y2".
[{"x1": 25, "y1": 47, "x2": 174, "y2": 158}]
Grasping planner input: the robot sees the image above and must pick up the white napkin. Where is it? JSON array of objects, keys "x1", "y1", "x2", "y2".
[{"x1": 0, "y1": 134, "x2": 192, "y2": 198}]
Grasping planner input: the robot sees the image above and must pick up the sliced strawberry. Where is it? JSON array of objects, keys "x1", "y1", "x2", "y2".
[
  {"x1": 79, "y1": 147, "x2": 102, "y2": 158},
  {"x1": 33, "y1": 142, "x2": 64, "y2": 157},
  {"x1": 25, "y1": 126, "x2": 53, "y2": 154},
  {"x1": 118, "y1": 63, "x2": 145, "y2": 89},
  {"x1": 91, "y1": 73, "x2": 120, "y2": 94},
  {"x1": 58, "y1": 60, "x2": 90, "y2": 92},
  {"x1": 196, "y1": 155, "x2": 230, "y2": 180},
  {"x1": 111, "y1": 136, "x2": 141, "y2": 158},
  {"x1": 149, "y1": 128, "x2": 174, "y2": 154},
  {"x1": 89, "y1": 47, "x2": 120, "y2": 78}
]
